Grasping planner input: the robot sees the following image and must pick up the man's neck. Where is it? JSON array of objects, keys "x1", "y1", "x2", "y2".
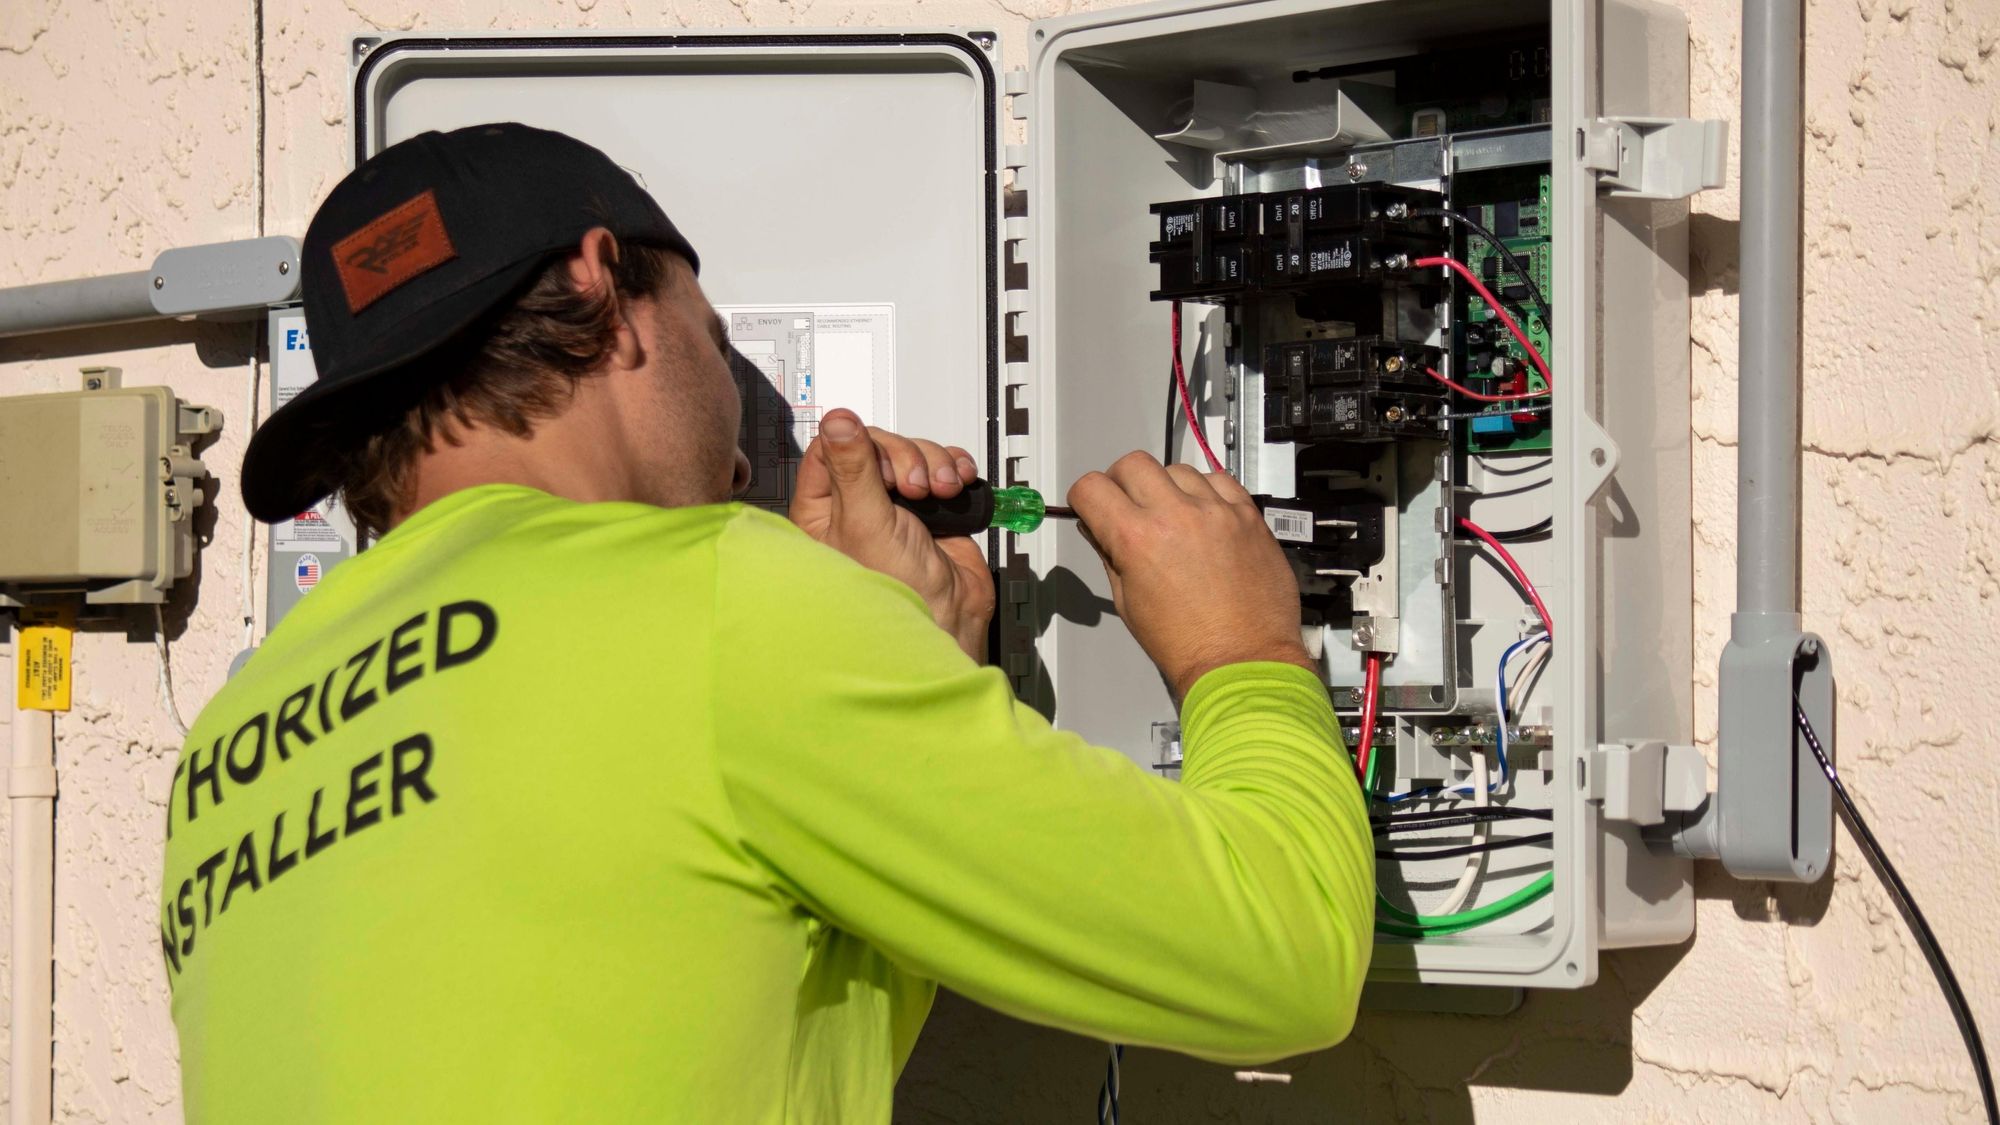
[{"x1": 394, "y1": 405, "x2": 645, "y2": 531}]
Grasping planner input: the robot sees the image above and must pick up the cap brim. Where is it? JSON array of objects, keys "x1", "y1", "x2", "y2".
[{"x1": 241, "y1": 257, "x2": 547, "y2": 524}]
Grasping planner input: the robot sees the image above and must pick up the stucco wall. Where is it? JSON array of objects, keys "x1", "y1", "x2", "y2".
[{"x1": 1, "y1": 0, "x2": 1994, "y2": 1120}]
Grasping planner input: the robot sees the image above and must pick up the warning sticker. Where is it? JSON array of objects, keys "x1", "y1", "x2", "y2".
[
  {"x1": 15, "y1": 605, "x2": 73, "y2": 712},
  {"x1": 274, "y1": 500, "x2": 350, "y2": 553}
]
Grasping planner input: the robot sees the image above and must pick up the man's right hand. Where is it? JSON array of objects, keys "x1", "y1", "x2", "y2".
[{"x1": 1068, "y1": 452, "x2": 1315, "y2": 701}]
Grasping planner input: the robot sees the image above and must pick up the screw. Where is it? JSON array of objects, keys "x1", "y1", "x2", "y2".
[
  {"x1": 1800, "y1": 637, "x2": 1821, "y2": 657},
  {"x1": 1383, "y1": 252, "x2": 1410, "y2": 270},
  {"x1": 152, "y1": 276, "x2": 164, "y2": 290},
  {"x1": 1384, "y1": 406, "x2": 1408, "y2": 424},
  {"x1": 85, "y1": 377, "x2": 103, "y2": 391},
  {"x1": 1385, "y1": 202, "x2": 1408, "y2": 219},
  {"x1": 1383, "y1": 354, "x2": 1405, "y2": 373},
  {"x1": 971, "y1": 32, "x2": 995, "y2": 48},
  {"x1": 1353, "y1": 624, "x2": 1375, "y2": 647},
  {"x1": 278, "y1": 260, "x2": 291, "y2": 275},
  {"x1": 1347, "y1": 162, "x2": 1367, "y2": 181}
]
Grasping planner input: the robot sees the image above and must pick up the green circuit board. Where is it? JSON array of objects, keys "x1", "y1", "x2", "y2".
[{"x1": 1459, "y1": 172, "x2": 1554, "y2": 455}]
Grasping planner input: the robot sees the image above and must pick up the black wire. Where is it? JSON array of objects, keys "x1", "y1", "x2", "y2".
[
  {"x1": 1095, "y1": 1043, "x2": 1123, "y2": 1124},
  {"x1": 1371, "y1": 808, "x2": 1552, "y2": 835},
  {"x1": 1795, "y1": 703, "x2": 1998, "y2": 1124},
  {"x1": 1375, "y1": 832, "x2": 1552, "y2": 861},
  {"x1": 1164, "y1": 355, "x2": 1179, "y2": 465},
  {"x1": 1455, "y1": 517, "x2": 1551, "y2": 544},
  {"x1": 1413, "y1": 206, "x2": 1553, "y2": 327}
]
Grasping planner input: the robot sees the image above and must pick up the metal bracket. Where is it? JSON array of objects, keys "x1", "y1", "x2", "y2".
[{"x1": 1581, "y1": 117, "x2": 1729, "y2": 200}]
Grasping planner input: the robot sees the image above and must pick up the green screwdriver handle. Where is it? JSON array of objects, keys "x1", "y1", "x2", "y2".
[{"x1": 891, "y1": 481, "x2": 1049, "y2": 535}]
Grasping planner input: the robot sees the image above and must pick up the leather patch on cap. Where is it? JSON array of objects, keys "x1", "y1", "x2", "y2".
[{"x1": 331, "y1": 189, "x2": 458, "y2": 314}]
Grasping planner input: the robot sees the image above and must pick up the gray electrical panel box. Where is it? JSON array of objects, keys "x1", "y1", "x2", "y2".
[
  {"x1": 348, "y1": 0, "x2": 1712, "y2": 992},
  {"x1": 0, "y1": 373, "x2": 220, "y2": 606}
]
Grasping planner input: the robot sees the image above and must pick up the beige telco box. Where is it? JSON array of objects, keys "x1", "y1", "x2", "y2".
[
  {"x1": 0, "y1": 374, "x2": 219, "y2": 606},
  {"x1": 344, "y1": 0, "x2": 1721, "y2": 999}
]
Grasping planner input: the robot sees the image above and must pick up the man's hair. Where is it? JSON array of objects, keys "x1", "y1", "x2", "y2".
[{"x1": 326, "y1": 240, "x2": 678, "y2": 539}]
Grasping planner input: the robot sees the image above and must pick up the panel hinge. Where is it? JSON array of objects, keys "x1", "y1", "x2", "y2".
[
  {"x1": 1588, "y1": 741, "x2": 1707, "y2": 825},
  {"x1": 1580, "y1": 117, "x2": 1729, "y2": 200}
]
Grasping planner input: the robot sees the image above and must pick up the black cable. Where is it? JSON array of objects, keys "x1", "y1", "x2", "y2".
[
  {"x1": 1375, "y1": 832, "x2": 1552, "y2": 861},
  {"x1": 1795, "y1": 703, "x2": 1997, "y2": 1123},
  {"x1": 1455, "y1": 517, "x2": 1551, "y2": 544},
  {"x1": 1372, "y1": 808, "x2": 1552, "y2": 835},
  {"x1": 1163, "y1": 356, "x2": 1179, "y2": 465},
  {"x1": 1095, "y1": 1043, "x2": 1123, "y2": 1124},
  {"x1": 1413, "y1": 206, "x2": 1553, "y2": 327}
]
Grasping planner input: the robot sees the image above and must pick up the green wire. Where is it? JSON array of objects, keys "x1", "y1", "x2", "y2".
[
  {"x1": 1357, "y1": 714, "x2": 1551, "y2": 937},
  {"x1": 1373, "y1": 873, "x2": 1555, "y2": 937}
]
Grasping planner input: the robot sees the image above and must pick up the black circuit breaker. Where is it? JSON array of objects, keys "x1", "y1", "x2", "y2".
[
  {"x1": 1263, "y1": 336, "x2": 1446, "y2": 442},
  {"x1": 1256, "y1": 493, "x2": 1386, "y2": 570},
  {"x1": 1149, "y1": 184, "x2": 1446, "y2": 302}
]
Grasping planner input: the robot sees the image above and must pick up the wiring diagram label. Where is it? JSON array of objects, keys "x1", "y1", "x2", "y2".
[{"x1": 719, "y1": 303, "x2": 896, "y2": 511}]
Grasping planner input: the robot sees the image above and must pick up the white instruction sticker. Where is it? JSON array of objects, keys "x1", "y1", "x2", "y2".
[
  {"x1": 718, "y1": 303, "x2": 896, "y2": 511},
  {"x1": 1263, "y1": 506, "x2": 1315, "y2": 544}
]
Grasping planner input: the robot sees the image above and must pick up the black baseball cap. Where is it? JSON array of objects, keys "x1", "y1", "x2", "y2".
[{"x1": 241, "y1": 122, "x2": 700, "y2": 523}]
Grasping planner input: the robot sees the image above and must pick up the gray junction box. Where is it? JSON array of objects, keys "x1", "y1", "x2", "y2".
[{"x1": 349, "y1": 0, "x2": 1709, "y2": 993}]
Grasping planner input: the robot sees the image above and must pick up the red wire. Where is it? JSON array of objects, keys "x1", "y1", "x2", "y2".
[
  {"x1": 1414, "y1": 256, "x2": 1554, "y2": 390},
  {"x1": 1457, "y1": 517, "x2": 1553, "y2": 639},
  {"x1": 1355, "y1": 652, "x2": 1383, "y2": 781},
  {"x1": 1171, "y1": 301, "x2": 1227, "y2": 474},
  {"x1": 1425, "y1": 366, "x2": 1552, "y2": 403}
]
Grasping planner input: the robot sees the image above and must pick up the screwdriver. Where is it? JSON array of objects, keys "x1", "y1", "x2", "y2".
[{"x1": 891, "y1": 480, "x2": 1076, "y2": 535}]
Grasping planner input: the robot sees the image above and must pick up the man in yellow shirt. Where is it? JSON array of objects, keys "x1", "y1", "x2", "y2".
[{"x1": 163, "y1": 122, "x2": 1372, "y2": 1122}]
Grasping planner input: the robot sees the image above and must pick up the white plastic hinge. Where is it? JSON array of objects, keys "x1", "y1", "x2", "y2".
[
  {"x1": 1580, "y1": 117, "x2": 1729, "y2": 200},
  {"x1": 1005, "y1": 361, "x2": 1031, "y2": 389},
  {"x1": 1661, "y1": 744, "x2": 1708, "y2": 814},
  {"x1": 1004, "y1": 216, "x2": 1029, "y2": 243},
  {"x1": 1005, "y1": 434, "x2": 1032, "y2": 460},
  {"x1": 1004, "y1": 144, "x2": 1029, "y2": 171},
  {"x1": 1588, "y1": 741, "x2": 1670, "y2": 826},
  {"x1": 1004, "y1": 67, "x2": 1029, "y2": 98},
  {"x1": 1004, "y1": 291, "x2": 1030, "y2": 315}
]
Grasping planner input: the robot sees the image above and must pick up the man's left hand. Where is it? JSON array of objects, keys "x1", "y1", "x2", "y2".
[{"x1": 789, "y1": 409, "x2": 994, "y2": 662}]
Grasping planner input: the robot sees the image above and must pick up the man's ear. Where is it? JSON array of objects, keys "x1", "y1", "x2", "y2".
[{"x1": 566, "y1": 227, "x2": 645, "y2": 370}]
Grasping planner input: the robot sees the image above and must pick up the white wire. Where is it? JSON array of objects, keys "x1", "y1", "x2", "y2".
[
  {"x1": 152, "y1": 604, "x2": 190, "y2": 739},
  {"x1": 1433, "y1": 748, "x2": 1489, "y2": 914},
  {"x1": 240, "y1": 356, "x2": 262, "y2": 647}
]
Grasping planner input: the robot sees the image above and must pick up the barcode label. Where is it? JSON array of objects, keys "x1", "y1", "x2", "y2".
[{"x1": 1264, "y1": 507, "x2": 1315, "y2": 543}]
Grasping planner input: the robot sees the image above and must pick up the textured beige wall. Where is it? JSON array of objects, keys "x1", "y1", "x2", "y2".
[{"x1": 1, "y1": 0, "x2": 1994, "y2": 1120}]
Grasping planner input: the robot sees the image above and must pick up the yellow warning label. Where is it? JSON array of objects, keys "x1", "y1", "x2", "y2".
[{"x1": 16, "y1": 606, "x2": 74, "y2": 712}]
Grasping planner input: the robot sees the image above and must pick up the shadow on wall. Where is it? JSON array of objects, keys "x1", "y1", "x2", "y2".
[{"x1": 897, "y1": 934, "x2": 1691, "y2": 1123}]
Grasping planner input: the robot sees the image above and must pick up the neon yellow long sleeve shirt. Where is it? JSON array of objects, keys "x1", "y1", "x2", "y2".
[{"x1": 161, "y1": 484, "x2": 1373, "y2": 1123}]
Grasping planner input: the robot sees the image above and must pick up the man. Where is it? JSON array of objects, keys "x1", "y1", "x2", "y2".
[{"x1": 161, "y1": 123, "x2": 1372, "y2": 1122}]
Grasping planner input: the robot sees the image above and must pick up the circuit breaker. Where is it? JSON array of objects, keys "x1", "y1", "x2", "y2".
[
  {"x1": 0, "y1": 372, "x2": 220, "y2": 606},
  {"x1": 348, "y1": 0, "x2": 1711, "y2": 993}
]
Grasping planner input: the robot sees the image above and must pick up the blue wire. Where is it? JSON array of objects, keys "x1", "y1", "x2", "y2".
[{"x1": 1376, "y1": 633, "x2": 1548, "y2": 803}]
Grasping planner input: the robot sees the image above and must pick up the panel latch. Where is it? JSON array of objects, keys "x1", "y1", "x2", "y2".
[{"x1": 1581, "y1": 117, "x2": 1729, "y2": 200}]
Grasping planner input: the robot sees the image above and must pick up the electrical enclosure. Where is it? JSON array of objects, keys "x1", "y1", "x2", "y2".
[
  {"x1": 0, "y1": 379, "x2": 219, "y2": 606},
  {"x1": 349, "y1": 0, "x2": 1699, "y2": 993}
]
